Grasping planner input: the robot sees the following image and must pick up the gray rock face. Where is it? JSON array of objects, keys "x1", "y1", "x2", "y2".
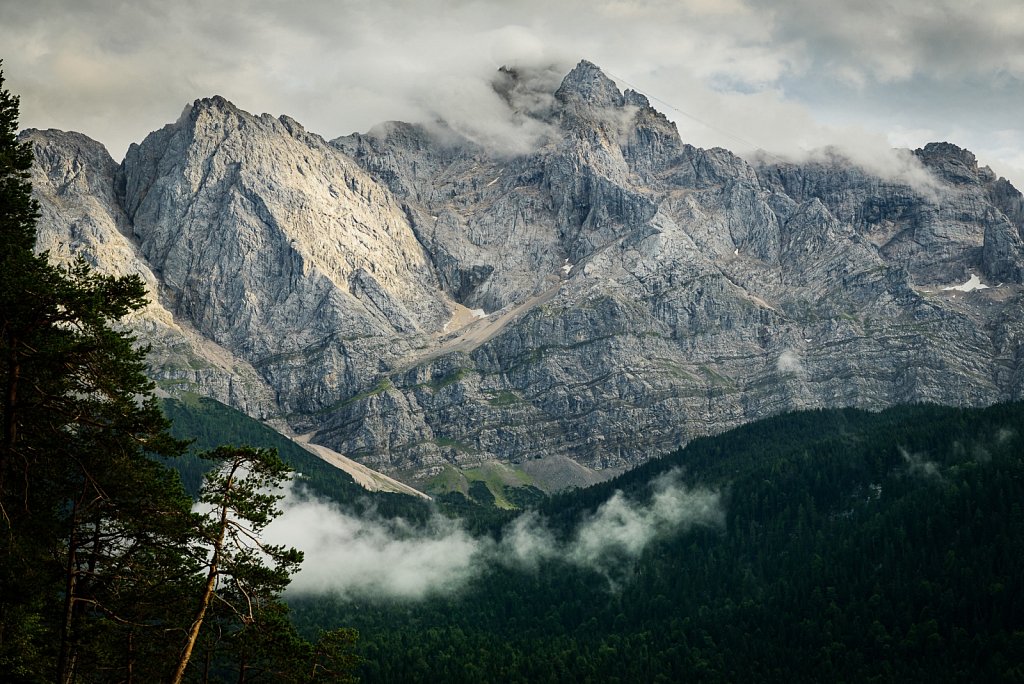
[
  {"x1": 26, "y1": 60, "x2": 1024, "y2": 491},
  {"x1": 24, "y1": 127, "x2": 280, "y2": 417}
]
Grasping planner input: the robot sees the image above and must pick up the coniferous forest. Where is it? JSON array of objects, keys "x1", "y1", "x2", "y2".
[
  {"x1": 286, "y1": 402, "x2": 1024, "y2": 682},
  {"x1": 158, "y1": 372, "x2": 1024, "y2": 683},
  {"x1": 3, "y1": 63, "x2": 1024, "y2": 683}
]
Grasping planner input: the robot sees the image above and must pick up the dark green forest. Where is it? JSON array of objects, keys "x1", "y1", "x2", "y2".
[
  {"x1": 160, "y1": 393, "x2": 1024, "y2": 682},
  {"x1": 161, "y1": 395, "x2": 430, "y2": 522},
  {"x1": 288, "y1": 402, "x2": 1024, "y2": 683}
]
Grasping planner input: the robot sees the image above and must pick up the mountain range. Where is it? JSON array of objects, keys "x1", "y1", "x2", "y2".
[{"x1": 23, "y1": 60, "x2": 1024, "y2": 493}]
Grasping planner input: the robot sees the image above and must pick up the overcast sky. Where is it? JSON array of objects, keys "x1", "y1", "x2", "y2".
[{"x1": 3, "y1": 0, "x2": 1023, "y2": 187}]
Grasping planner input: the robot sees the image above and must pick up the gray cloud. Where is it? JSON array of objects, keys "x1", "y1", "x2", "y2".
[
  {"x1": 754, "y1": 0, "x2": 1024, "y2": 84},
  {"x1": 1, "y1": 0, "x2": 1020, "y2": 187}
]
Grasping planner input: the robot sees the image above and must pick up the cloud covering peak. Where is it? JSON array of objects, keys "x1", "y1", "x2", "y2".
[{"x1": 2, "y1": 0, "x2": 1021, "y2": 187}]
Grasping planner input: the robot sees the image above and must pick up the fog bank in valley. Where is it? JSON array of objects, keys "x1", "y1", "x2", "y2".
[{"x1": 265, "y1": 469, "x2": 724, "y2": 600}]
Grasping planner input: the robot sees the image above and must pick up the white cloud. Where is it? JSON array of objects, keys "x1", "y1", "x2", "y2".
[
  {"x1": 264, "y1": 487, "x2": 481, "y2": 599},
  {"x1": 266, "y1": 469, "x2": 723, "y2": 600},
  {"x1": 568, "y1": 470, "x2": 723, "y2": 570},
  {"x1": 497, "y1": 470, "x2": 724, "y2": 579},
  {"x1": 898, "y1": 446, "x2": 941, "y2": 480},
  {"x1": 776, "y1": 349, "x2": 804, "y2": 376}
]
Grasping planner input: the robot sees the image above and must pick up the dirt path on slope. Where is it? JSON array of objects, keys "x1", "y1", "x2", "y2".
[{"x1": 396, "y1": 280, "x2": 563, "y2": 373}]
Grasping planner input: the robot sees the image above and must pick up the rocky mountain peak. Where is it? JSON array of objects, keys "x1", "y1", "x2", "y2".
[
  {"x1": 917, "y1": 141, "x2": 977, "y2": 166},
  {"x1": 189, "y1": 94, "x2": 238, "y2": 116},
  {"x1": 21, "y1": 128, "x2": 117, "y2": 192},
  {"x1": 26, "y1": 60, "x2": 1024, "y2": 495},
  {"x1": 554, "y1": 59, "x2": 624, "y2": 110},
  {"x1": 623, "y1": 89, "x2": 651, "y2": 109},
  {"x1": 174, "y1": 95, "x2": 276, "y2": 149},
  {"x1": 914, "y1": 141, "x2": 994, "y2": 185}
]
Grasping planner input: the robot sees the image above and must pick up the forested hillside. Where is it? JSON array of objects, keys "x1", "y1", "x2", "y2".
[
  {"x1": 162, "y1": 395, "x2": 431, "y2": 520},
  {"x1": 289, "y1": 402, "x2": 1024, "y2": 682}
]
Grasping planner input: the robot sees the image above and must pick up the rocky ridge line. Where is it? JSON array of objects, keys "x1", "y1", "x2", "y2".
[{"x1": 25, "y1": 59, "x2": 1024, "y2": 492}]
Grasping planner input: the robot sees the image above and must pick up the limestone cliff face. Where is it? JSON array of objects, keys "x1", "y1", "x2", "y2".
[
  {"x1": 26, "y1": 60, "x2": 1024, "y2": 491},
  {"x1": 116, "y1": 97, "x2": 459, "y2": 418}
]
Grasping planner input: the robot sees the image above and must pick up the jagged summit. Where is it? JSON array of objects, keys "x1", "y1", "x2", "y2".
[
  {"x1": 916, "y1": 141, "x2": 978, "y2": 166},
  {"x1": 623, "y1": 89, "x2": 652, "y2": 109},
  {"x1": 179, "y1": 95, "x2": 297, "y2": 139},
  {"x1": 914, "y1": 141, "x2": 995, "y2": 185},
  {"x1": 174, "y1": 95, "x2": 248, "y2": 131},
  {"x1": 186, "y1": 94, "x2": 245, "y2": 117},
  {"x1": 554, "y1": 59, "x2": 625, "y2": 109}
]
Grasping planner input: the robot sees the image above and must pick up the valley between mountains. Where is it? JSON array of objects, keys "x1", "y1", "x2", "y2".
[{"x1": 25, "y1": 60, "x2": 1024, "y2": 494}]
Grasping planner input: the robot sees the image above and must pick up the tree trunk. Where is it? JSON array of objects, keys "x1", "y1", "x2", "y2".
[
  {"x1": 1, "y1": 344, "x2": 20, "y2": 485},
  {"x1": 56, "y1": 504, "x2": 78, "y2": 684},
  {"x1": 126, "y1": 631, "x2": 134, "y2": 684},
  {"x1": 170, "y1": 489, "x2": 232, "y2": 684}
]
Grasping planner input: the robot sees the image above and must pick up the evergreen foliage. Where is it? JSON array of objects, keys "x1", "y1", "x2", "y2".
[
  {"x1": 172, "y1": 446, "x2": 303, "y2": 683},
  {"x1": 291, "y1": 402, "x2": 1024, "y2": 682},
  {"x1": 0, "y1": 61, "x2": 192, "y2": 682}
]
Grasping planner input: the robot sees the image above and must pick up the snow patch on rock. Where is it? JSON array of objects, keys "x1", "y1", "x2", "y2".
[{"x1": 943, "y1": 274, "x2": 989, "y2": 292}]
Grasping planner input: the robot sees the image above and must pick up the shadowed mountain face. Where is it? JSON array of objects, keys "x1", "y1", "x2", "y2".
[{"x1": 25, "y1": 60, "x2": 1024, "y2": 492}]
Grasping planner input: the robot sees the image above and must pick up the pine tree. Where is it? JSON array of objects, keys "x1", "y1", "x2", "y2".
[
  {"x1": 171, "y1": 446, "x2": 303, "y2": 684},
  {"x1": 0, "y1": 62, "x2": 195, "y2": 683},
  {"x1": 0, "y1": 59, "x2": 45, "y2": 494}
]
